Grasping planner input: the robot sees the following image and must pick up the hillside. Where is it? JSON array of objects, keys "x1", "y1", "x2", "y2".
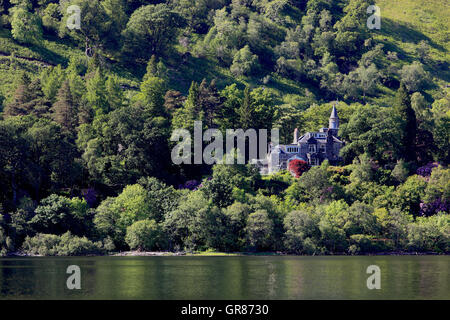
[{"x1": 0, "y1": 0, "x2": 448, "y2": 107}]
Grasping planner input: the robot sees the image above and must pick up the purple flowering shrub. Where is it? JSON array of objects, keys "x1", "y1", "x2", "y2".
[
  {"x1": 416, "y1": 162, "x2": 438, "y2": 177},
  {"x1": 178, "y1": 180, "x2": 200, "y2": 190},
  {"x1": 82, "y1": 188, "x2": 97, "y2": 207},
  {"x1": 420, "y1": 199, "x2": 449, "y2": 216}
]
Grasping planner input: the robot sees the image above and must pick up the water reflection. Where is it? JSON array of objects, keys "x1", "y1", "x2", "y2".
[{"x1": 0, "y1": 256, "x2": 448, "y2": 300}]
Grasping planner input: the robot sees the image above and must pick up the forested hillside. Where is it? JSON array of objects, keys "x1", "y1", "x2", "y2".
[{"x1": 0, "y1": 0, "x2": 448, "y2": 256}]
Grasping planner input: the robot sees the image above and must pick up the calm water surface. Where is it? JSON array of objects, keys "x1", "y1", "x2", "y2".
[{"x1": 0, "y1": 256, "x2": 448, "y2": 300}]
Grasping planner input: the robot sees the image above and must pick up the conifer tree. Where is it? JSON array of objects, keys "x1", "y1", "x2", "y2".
[
  {"x1": 106, "y1": 75, "x2": 124, "y2": 110},
  {"x1": 4, "y1": 73, "x2": 33, "y2": 117},
  {"x1": 164, "y1": 90, "x2": 185, "y2": 114},
  {"x1": 52, "y1": 80, "x2": 78, "y2": 133},
  {"x1": 237, "y1": 86, "x2": 254, "y2": 130},
  {"x1": 395, "y1": 83, "x2": 417, "y2": 162},
  {"x1": 198, "y1": 79, "x2": 223, "y2": 128},
  {"x1": 86, "y1": 68, "x2": 109, "y2": 116}
]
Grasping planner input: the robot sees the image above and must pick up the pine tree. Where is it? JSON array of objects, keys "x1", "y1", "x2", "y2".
[
  {"x1": 143, "y1": 55, "x2": 158, "y2": 81},
  {"x1": 4, "y1": 73, "x2": 33, "y2": 116},
  {"x1": 86, "y1": 68, "x2": 109, "y2": 116},
  {"x1": 198, "y1": 79, "x2": 223, "y2": 128},
  {"x1": 164, "y1": 90, "x2": 185, "y2": 114},
  {"x1": 106, "y1": 75, "x2": 124, "y2": 110},
  {"x1": 237, "y1": 86, "x2": 254, "y2": 130},
  {"x1": 52, "y1": 80, "x2": 77, "y2": 133},
  {"x1": 395, "y1": 83, "x2": 417, "y2": 162},
  {"x1": 184, "y1": 81, "x2": 202, "y2": 121}
]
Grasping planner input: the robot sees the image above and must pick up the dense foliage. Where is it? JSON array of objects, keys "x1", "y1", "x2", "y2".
[{"x1": 0, "y1": 0, "x2": 448, "y2": 255}]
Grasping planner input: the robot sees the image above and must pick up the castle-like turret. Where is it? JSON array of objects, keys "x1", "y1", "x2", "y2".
[{"x1": 329, "y1": 104, "x2": 339, "y2": 130}]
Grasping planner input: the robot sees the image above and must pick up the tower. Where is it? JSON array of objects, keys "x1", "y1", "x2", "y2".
[{"x1": 328, "y1": 104, "x2": 339, "y2": 135}]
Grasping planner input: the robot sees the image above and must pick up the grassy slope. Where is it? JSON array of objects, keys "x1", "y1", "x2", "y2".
[
  {"x1": 0, "y1": 0, "x2": 448, "y2": 105},
  {"x1": 376, "y1": 0, "x2": 449, "y2": 97}
]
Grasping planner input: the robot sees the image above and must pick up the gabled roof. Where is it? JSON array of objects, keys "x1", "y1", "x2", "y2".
[{"x1": 306, "y1": 136, "x2": 317, "y2": 144}]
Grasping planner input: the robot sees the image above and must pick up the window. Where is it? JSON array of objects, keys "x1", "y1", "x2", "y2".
[
  {"x1": 319, "y1": 144, "x2": 326, "y2": 153},
  {"x1": 308, "y1": 144, "x2": 316, "y2": 153}
]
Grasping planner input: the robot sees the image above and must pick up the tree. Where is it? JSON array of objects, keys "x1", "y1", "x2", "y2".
[
  {"x1": 125, "y1": 219, "x2": 166, "y2": 251},
  {"x1": 399, "y1": 61, "x2": 429, "y2": 92},
  {"x1": 340, "y1": 105, "x2": 402, "y2": 163},
  {"x1": 230, "y1": 45, "x2": 259, "y2": 77},
  {"x1": 198, "y1": 79, "x2": 224, "y2": 128},
  {"x1": 245, "y1": 210, "x2": 274, "y2": 251},
  {"x1": 86, "y1": 69, "x2": 109, "y2": 116},
  {"x1": 237, "y1": 86, "x2": 254, "y2": 130},
  {"x1": 4, "y1": 73, "x2": 38, "y2": 117},
  {"x1": 162, "y1": 190, "x2": 211, "y2": 250},
  {"x1": 391, "y1": 159, "x2": 410, "y2": 183},
  {"x1": 288, "y1": 159, "x2": 310, "y2": 178},
  {"x1": 137, "y1": 176, "x2": 180, "y2": 222},
  {"x1": 10, "y1": 4, "x2": 42, "y2": 44},
  {"x1": 94, "y1": 184, "x2": 154, "y2": 246},
  {"x1": 423, "y1": 166, "x2": 450, "y2": 204},
  {"x1": 105, "y1": 75, "x2": 124, "y2": 110},
  {"x1": 30, "y1": 194, "x2": 83, "y2": 235},
  {"x1": 164, "y1": 90, "x2": 185, "y2": 114},
  {"x1": 333, "y1": 0, "x2": 368, "y2": 55},
  {"x1": 355, "y1": 63, "x2": 379, "y2": 100},
  {"x1": 135, "y1": 76, "x2": 166, "y2": 116},
  {"x1": 298, "y1": 161, "x2": 335, "y2": 202},
  {"x1": 430, "y1": 98, "x2": 450, "y2": 163},
  {"x1": 223, "y1": 202, "x2": 251, "y2": 251},
  {"x1": 40, "y1": 65, "x2": 66, "y2": 103},
  {"x1": 394, "y1": 175, "x2": 427, "y2": 217},
  {"x1": 283, "y1": 209, "x2": 320, "y2": 254},
  {"x1": 121, "y1": 4, "x2": 184, "y2": 61},
  {"x1": 172, "y1": 81, "x2": 201, "y2": 130},
  {"x1": 318, "y1": 200, "x2": 349, "y2": 253},
  {"x1": 41, "y1": 3, "x2": 60, "y2": 34},
  {"x1": 407, "y1": 214, "x2": 449, "y2": 253},
  {"x1": 60, "y1": 0, "x2": 112, "y2": 57},
  {"x1": 52, "y1": 80, "x2": 78, "y2": 133},
  {"x1": 395, "y1": 83, "x2": 417, "y2": 162}
]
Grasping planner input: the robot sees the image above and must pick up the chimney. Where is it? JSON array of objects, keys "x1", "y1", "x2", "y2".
[{"x1": 293, "y1": 128, "x2": 298, "y2": 144}]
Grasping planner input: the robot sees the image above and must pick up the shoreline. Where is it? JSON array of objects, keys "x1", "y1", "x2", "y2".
[{"x1": 3, "y1": 250, "x2": 448, "y2": 258}]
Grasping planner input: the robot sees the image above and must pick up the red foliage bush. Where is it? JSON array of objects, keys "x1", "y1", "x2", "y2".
[{"x1": 288, "y1": 159, "x2": 310, "y2": 178}]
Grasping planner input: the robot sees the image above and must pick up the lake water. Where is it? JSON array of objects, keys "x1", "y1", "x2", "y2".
[{"x1": 0, "y1": 256, "x2": 448, "y2": 300}]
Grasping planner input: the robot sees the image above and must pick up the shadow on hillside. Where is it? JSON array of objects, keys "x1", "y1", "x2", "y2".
[
  {"x1": 380, "y1": 18, "x2": 446, "y2": 53},
  {"x1": 27, "y1": 45, "x2": 67, "y2": 66}
]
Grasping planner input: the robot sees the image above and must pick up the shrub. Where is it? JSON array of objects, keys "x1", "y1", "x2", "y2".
[
  {"x1": 406, "y1": 214, "x2": 449, "y2": 253},
  {"x1": 245, "y1": 210, "x2": 274, "y2": 251},
  {"x1": 125, "y1": 219, "x2": 165, "y2": 251},
  {"x1": 31, "y1": 194, "x2": 81, "y2": 235},
  {"x1": 22, "y1": 232, "x2": 105, "y2": 256},
  {"x1": 283, "y1": 210, "x2": 320, "y2": 254},
  {"x1": 230, "y1": 45, "x2": 259, "y2": 77},
  {"x1": 416, "y1": 163, "x2": 438, "y2": 177},
  {"x1": 288, "y1": 159, "x2": 310, "y2": 178},
  {"x1": 349, "y1": 234, "x2": 389, "y2": 254}
]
